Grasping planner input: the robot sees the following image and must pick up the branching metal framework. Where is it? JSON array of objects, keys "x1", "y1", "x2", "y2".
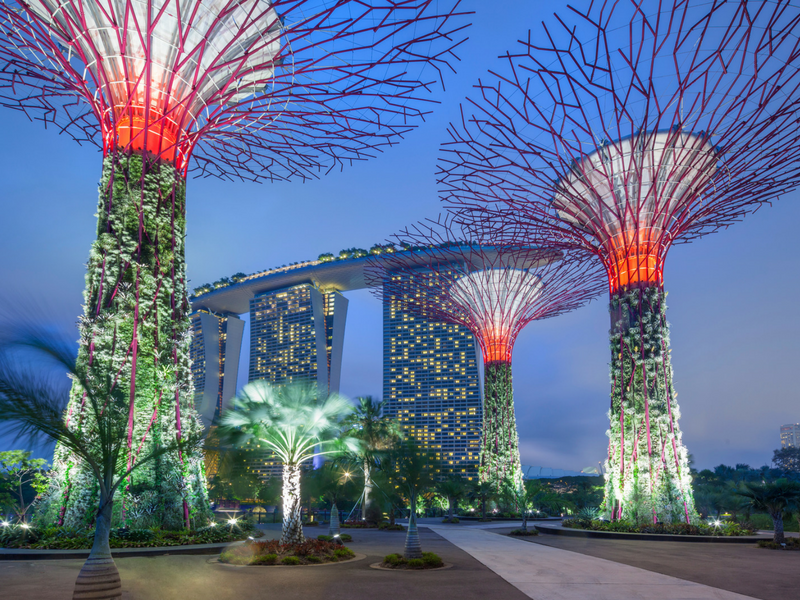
[
  {"x1": 0, "y1": 0, "x2": 469, "y2": 529},
  {"x1": 366, "y1": 216, "x2": 605, "y2": 491},
  {"x1": 1, "y1": 0, "x2": 469, "y2": 180},
  {"x1": 438, "y1": 0, "x2": 800, "y2": 522}
]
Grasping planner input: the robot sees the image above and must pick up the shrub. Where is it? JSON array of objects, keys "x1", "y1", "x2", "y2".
[
  {"x1": 441, "y1": 517, "x2": 460, "y2": 523},
  {"x1": 378, "y1": 522, "x2": 404, "y2": 531},
  {"x1": 561, "y1": 518, "x2": 752, "y2": 537},
  {"x1": 0, "y1": 525, "x2": 40, "y2": 547},
  {"x1": 112, "y1": 528, "x2": 154, "y2": 542},
  {"x1": 339, "y1": 533, "x2": 352, "y2": 542},
  {"x1": 509, "y1": 528, "x2": 538, "y2": 536},
  {"x1": 333, "y1": 547, "x2": 355, "y2": 560},
  {"x1": 757, "y1": 538, "x2": 800, "y2": 550},
  {"x1": 407, "y1": 558, "x2": 424, "y2": 568},
  {"x1": 421, "y1": 552, "x2": 443, "y2": 567},
  {"x1": 384, "y1": 553, "x2": 404, "y2": 565},
  {"x1": 303, "y1": 521, "x2": 319, "y2": 527},
  {"x1": 306, "y1": 555, "x2": 322, "y2": 563},
  {"x1": 317, "y1": 535, "x2": 332, "y2": 542},
  {"x1": 253, "y1": 553, "x2": 278, "y2": 565},
  {"x1": 281, "y1": 556, "x2": 302, "y2": 565}
]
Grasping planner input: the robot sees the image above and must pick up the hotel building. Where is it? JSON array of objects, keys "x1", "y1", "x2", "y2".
[{"x1": 382, "y1": 268, "x2": 482, "y2": 480}]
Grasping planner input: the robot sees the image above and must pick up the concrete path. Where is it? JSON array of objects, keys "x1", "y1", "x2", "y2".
[{"x1": 427, "y1": 525, "x2": 757, "y2": 600}]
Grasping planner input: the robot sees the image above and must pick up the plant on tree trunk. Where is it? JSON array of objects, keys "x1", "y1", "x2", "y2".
[
  {"x1": 220, "y1": 381, "x2": 358, "y2": 545},
  {"x1": 38, "y1": 153, "x2": 210, "y2": 531},
  {"x1": 481, "y1": 362, "x2": 523, "y2": 492},
  {"x1": 603, "y1": 287, "x2": 695, "y2": 524},
  {"x1": 341, "y1": 397, "x2": 401, "y2": 522},
  {"x1": 0, "y1": 324, "x2": 203, "y2": 600},
  {"x1": 736, "y1": 479, "x2": 800, "y2": 544}
]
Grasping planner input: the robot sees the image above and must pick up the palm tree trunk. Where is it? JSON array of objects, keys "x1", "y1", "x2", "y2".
[
  {"x1": 280, "y1": 463, "x2": 304, "y2": 545},
  {"x1": 362, "y1": 460, "x2": 372, "y2": 521},
  {"x1": 447, "y1": 498, "x2": 455, "y2": 521},
  {"x1": 771, "y1": 511, "x2": 785, "y2": 544},
  {"x1": 73, "y1": 497, "x2": 121, "y2": 600},
  {"x1": 329, "y1": 502, "x2": 340, "y2": 537},
  {"x1": 521, "y1": 506, "x2": 528, "y2": 533},
  {"x1": 404, "y1": 491, "x2": 422, "y2": 559}
]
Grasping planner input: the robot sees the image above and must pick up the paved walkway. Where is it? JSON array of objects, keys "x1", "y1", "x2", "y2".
[{"x1": 427, "y1": 525, "x2": 757, "y2": 600}]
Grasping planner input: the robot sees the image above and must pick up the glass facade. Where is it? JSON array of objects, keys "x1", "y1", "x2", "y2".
[
  {"x1": 382, "y1": 269, "x2": 482, "y2": 480},
  {"x1": 189, "y1": 310, "x2": 244, "y2": 478}
]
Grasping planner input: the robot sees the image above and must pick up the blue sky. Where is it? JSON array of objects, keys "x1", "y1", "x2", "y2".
[{"x1": 0, "y1": 1, "x2": 798, "y2": 472}]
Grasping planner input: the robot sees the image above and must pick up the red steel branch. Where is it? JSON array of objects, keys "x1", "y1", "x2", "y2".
[
  {"x1": 366, "y1": 216, "x2": 605, "y2": 368},
  {"x1": 439, "y1": 0, "x2": 800, "y2": 293},
  {"x1": 0, "y1": 0, "x2": 470, "y2": 179}
]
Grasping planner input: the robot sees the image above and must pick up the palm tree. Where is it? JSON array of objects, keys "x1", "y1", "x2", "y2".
[
  {"x1": 0, "y1": 326, "x2": 201, "y2": 600},
  {"x1": 436, "y1": 477, "x2": 466, "y2": 522},
  {"x1": 384, "y1": 439, "x2": 437, "y2": 559},
  {"x1": 468, "y1": 481, "x2": 496, "y2": 520},
  {"x1": 220, "y1": 381, "x2": 358, "y2": 545},
  {"x1": 502, "y1": 481, "x2": 543, "y2": 533},
  {"x1": 736, "y1": 479, "x2": 800, "y2": 543},
  {"x1": 341, "y1": 396, "x2": 401, "y2": 521}
]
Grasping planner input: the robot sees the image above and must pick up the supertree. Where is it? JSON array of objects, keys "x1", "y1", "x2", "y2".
[
  {"x1": 0, "y1": 0, "x2": 469, "y2": 531},
  {"x1": 366, "y1": 216, "x2": 605, "y2": 491},
  {"x1": 438, "y1": 0, "x2": 800, "y2": 523}
]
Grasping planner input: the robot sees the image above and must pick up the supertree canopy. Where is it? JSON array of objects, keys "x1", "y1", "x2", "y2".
[
  {"x1": 438, "y1": 0, "x2": 800, "y2": 522},
  {"x1": 366, "y1": 217, "x2": 605, "y2": 491},
  {"x1": 0, "y1": 0, "x2": 469, "y2": 529}
]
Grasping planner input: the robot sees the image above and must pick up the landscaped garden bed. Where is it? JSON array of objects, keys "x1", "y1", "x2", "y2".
[
  {"x1": 0, "y1": 522, "x2": 259, "y2": 550},
  {"x1": 508, "y1": 528, "x2": 538, "y2": 537},
  {"x1": 379, "y1": 552, "x2": 445, "y2": 570},
  {"x1": 562, "y1": 518, "x2": 754, "y2": 537},
  {"x1": 220, "y1": 538, "x2": 356, "y2": 565},
  {"x1": 757, "y1": 538, "x2": 800, "y2": 550}
]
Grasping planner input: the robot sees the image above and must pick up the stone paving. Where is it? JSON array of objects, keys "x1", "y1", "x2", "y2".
[{"x1": 427, "y1": 524, "x2": 757, "y2": 600}]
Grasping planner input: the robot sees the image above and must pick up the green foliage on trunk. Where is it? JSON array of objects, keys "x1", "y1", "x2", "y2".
[
  {"x1": 603, "y1": 286, "x2": 696, "y2": 524},
  {"x1": 479, "y1": 361, "x2": 523, "y2": 493},
  {"x1": 37, "y1": 152, "x2": 210, "y2": 530}
]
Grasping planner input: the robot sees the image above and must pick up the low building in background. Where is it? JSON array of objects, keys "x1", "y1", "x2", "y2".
[{"x1": 781, "y1": 424, "x2": 800, "y2": 449}]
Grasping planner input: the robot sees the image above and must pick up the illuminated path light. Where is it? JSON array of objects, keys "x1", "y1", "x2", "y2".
[
  {"x1": 439, "y1": 0, "x2": 800, "y2": 522},
  {"x1": 367, "y1": 217, "x2": 604, "y2": 491},
  {"x1": 0, "y1": 0, "x2": 470, "y2": 531}
]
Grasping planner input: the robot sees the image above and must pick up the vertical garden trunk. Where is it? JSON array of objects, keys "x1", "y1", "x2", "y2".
[
  {"x1": 603, "y1": 286, "x2": 696, "y2": 524},
  {"x1": 403, "y1": 492, "x2": 422, "y2": 559},
  {"x1": 329, "y1": 502, "x2": 340, "y2": 537},
  {"x1": 73, "y1": 497, "x2": 120, "y2": 600},
  {"x1": 480, "y1": 361, "x2": 523, "y2": 493},
  {"x1": 41, "y1": 152, "x2": 210, "y2": 530},
  {"x1": 281, "y1": 463, "x2": 304, "y2": 544}
]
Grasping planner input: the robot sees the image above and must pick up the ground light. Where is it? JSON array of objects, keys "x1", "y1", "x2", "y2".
[{"x1": 439, "y1": 0, "x2": 800, "y2": 523}]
